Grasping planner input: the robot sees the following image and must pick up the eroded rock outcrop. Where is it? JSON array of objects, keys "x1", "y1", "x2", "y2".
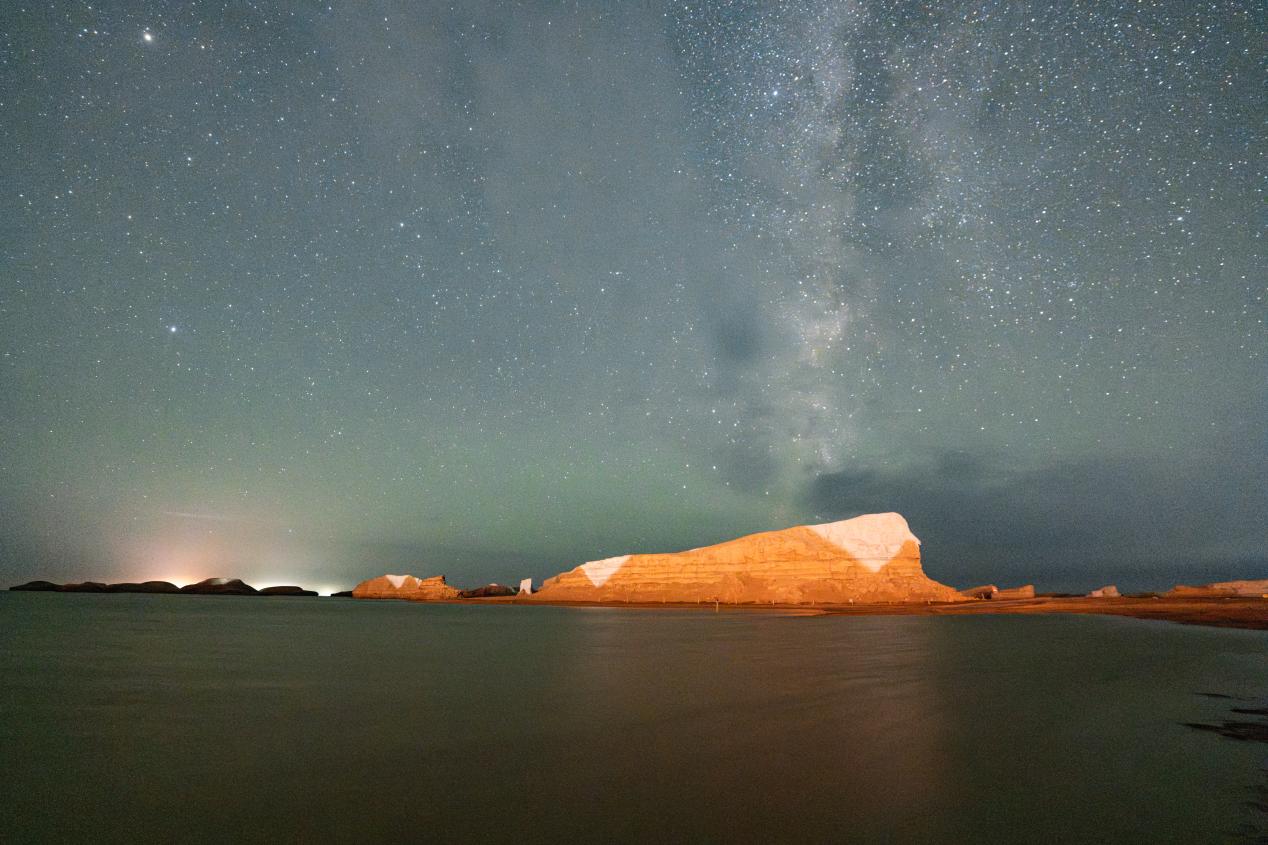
[
  {"x1": 458, "y1": 583, "x2": 517, "y2": 598},
  {"x1": 994, "y1": 585, "x2": 1036, "y2": 600},
  {"x1": 351, "y1": 574, "x2": 460, "y2": 601},
  {"x1": 1165, "y1": 579, "x2": 1268, "y2": 598},
  {"x1": 1087, "y1": 585, "x2": 1120, "y2": 598},
  {"x1": 960, "y1": 585, "x2": 999, "y2": 600},
  {"x1": 529, "y1": 513, "x2": 962, "y2": 605}
]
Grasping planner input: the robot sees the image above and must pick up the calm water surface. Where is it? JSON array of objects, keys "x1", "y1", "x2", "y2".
[{"x1": 1, "y1": 593, "x2": 1265, "y2": 843}]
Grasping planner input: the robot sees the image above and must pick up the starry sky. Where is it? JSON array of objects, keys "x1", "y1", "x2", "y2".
[{"x1": 1, "y1": 1, "x2": 1263, "y2": 593}]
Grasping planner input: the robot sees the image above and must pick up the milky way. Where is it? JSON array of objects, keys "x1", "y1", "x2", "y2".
[{"x1": 0, "y1": 1, "x2": 1263, "y2": 591}]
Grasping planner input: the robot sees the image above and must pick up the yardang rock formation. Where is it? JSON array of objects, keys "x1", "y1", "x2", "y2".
[
  {"x1": 1165, "y1": 579, "x2": 1268, "y2": 598},
  {"x1": 352, "y1": 574, "x2": 461, "y2": 601},
  {"x1": 529, "y1": 512, "x2": 962, "y2": 604}
]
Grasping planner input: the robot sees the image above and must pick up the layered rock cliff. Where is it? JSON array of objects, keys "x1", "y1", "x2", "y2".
[
  {"x1": 529, "y1": 513, "x2": 962, "y2": 604},
  {"x1": 352, "y1": 574, "x2": 460, "y2": 601}
]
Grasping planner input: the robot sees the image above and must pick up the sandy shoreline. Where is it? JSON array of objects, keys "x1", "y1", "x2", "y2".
[
  {"x1": 442, "y1": 594, "x2": 1268, "y2": 630},
  {"x1": 9, "y1": 589, "x2": 1263, "y2": 630},
  {"x1": 815, "y1": 595, "x2": 1268, "y2": 630}
]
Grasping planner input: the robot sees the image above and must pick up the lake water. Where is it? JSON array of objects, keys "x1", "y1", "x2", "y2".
[{"x1": 1, "y1": 593, "x2": 1265, "y2": 843}]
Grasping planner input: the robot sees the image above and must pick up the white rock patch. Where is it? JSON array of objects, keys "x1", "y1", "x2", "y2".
[
  {"x1": 808, "y1": 512, "x2": 919, "y2": 572},
  {"x1": 580, "y1": 555, "x2": 630, "y2": 587},
  {"x1": 385, "y1": 574, "x2": 412, "y2": 589}
]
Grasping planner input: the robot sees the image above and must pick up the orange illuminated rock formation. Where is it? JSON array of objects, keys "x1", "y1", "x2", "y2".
[
  {"x1": 529, "y1": 513, "x2": 963, "y2": 604},
  {"x1": 1165, "y1": 579, "x2": 1268, "y2": 598},
  {"x1": 352, "y1": 574, "x2": 460, "y2": 601}
]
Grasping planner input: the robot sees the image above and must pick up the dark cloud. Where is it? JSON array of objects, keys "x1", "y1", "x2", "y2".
[{"x1": 805, "y1": 448, "x2": 1268, "y2": 591}]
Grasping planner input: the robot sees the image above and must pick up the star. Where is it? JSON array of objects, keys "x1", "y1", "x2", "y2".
[{"x1": 0, "y1": 0, "x2": 1259, "y2": 596}]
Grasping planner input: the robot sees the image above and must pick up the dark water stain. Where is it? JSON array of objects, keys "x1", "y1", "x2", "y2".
[
  {"x1": 1184, "y1": 720, "x2": 1268, "y2": 743},
  {"x1": 1186, "y1": 695, "x2": 1268, "y2": 843},
  {"x1": 1184, "y1": 703, "x2": 1268, "y2": 743}
]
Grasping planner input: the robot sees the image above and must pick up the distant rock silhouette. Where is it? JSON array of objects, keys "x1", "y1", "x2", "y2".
[
  {"x1": 10, "y1": 577, "x2": 333, "y2": 597},
  {"x1": 105, "y1": 581, "x2": 180, "y2": 594},
  {"x1": 56, "y1": 582, "x2": 109, "y2": 593},
  {"x1": 9, "y1": 580, "x2": 58, "y2": 591},
  {"x1": 259, "y1": 585, "x2": 318, "y2": 597},
  {"x1": 1087, "y1": 585, "x2": 1120, "y2": 598},
  {"x1": 330, "y1": 590, "x2": 354, "y2": 598},
  {"x1": 458, "y1": 583, "x2": 517, "y2": 598},
  {"x1": 179, "y1": 578, "x2": 259, "y2": 596}
]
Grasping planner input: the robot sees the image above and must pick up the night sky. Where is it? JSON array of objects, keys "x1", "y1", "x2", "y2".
[{"x1": 1, "y1": 1, "x2": 1263, "y2": 593}]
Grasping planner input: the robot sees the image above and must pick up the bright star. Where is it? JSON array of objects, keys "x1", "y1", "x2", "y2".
[{"x1": 168, "y1": 325, "x2": 178, "y2": 333}]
